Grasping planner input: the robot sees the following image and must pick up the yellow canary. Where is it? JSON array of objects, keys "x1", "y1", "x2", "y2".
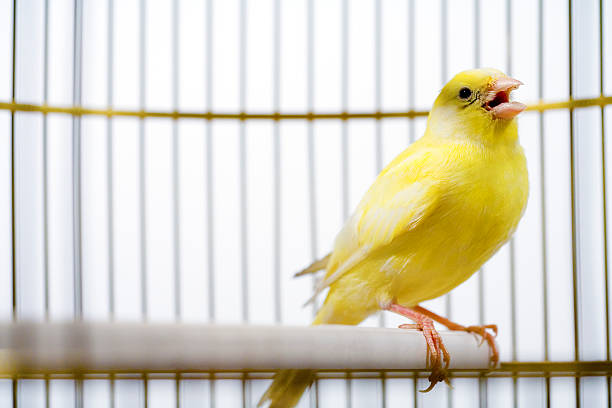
[{"x1": 259, "y1": 68, "x2": 528, "y2": 407}]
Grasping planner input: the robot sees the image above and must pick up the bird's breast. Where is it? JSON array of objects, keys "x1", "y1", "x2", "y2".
[{"x1": 391, "y1": 145, "x2": 528, "y2": 304}]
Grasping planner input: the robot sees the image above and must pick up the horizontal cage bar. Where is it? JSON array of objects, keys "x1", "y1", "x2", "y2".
[
  {"x1": 2, "y1": 369, "x2": 611, "y2": 380},
  {"x1": 1, "y1": 96, "x2": 611, "y2": 121}
]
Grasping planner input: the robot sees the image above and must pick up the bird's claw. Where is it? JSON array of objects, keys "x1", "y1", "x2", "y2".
[
  {"x1": 465, "y1": 324, "x2": 499, "y2": 368},
  {"x1": 466, "y1": 324, "x2": 498, "y2": 338},
  {"x1": 399, "y1": 318, "x2": 450, "y2": 392},
  {"x1": 422, "y1": 364, "x2": 451, "y2": 392}
]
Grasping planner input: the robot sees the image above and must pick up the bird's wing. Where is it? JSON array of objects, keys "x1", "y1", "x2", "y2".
[{"x1": 306, "y1": 147, "x2": 443, "y2": 303}]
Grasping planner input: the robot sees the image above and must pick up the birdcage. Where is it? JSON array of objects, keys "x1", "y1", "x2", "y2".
[{"x1": 1, "y1": 0, "x2": 611, "y2": 406}]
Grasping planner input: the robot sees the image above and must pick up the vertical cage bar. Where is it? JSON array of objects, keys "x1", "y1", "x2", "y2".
[
  {"x1": 537, "y1": 0, "x2": 551, "y2": 407},
  {"x1": 412, "y1": 373, "x2": 418, "y2": 408},
  {"x1": 107, "y1": 0, "x2": 117, "y2": 394},
  {"x1": 306, "y1": 0, "x2": 319, "y2": 406},
  {"x1": 407, "y1": 1, "x2": 416, "y2": 401},
  {"x1": 407, "y1": 0, "x2": 415, "y2": 146},
  {"x1": 10, "y1": 0, "x2": 17, "y2": 326},
  {"x1": 505, "y1": 2, "x2": 518, "y2": 408},
  {"x1": 139, "y1": 0, "x2": 149, "y2": 406},
  {"x1": 273, "y1": 0, "x2": 281, "y2": 324},
  {"x1": 43, "y1": 0, "x2": 50, "y2": 324},
  {"x1": 10, "y1": 0, "x2": 17, "y2": 406},
  {"x1": 340, "y1": 1, "x2": 352, "y2": 405},
  {"x1": 11, "y1": 376, "x2": 16, "y2": 408},
  {"x1": 106, "y1": 8, "x2": 117, "y2": 401},
  {"x1": 239, "y1": 0, "x2": 248, "y2": 326},
  {"x1": 439, "y1": 1, "x2": 454, "y2": 406},
  {"x1": 241, "y1": 377, "x2": 248, "y2": 408},
  {"x1": 340, "y1": 0, "x2": 349, "y2": 222},
  {"x1": 598, "y1": 0, "x2": 611, "y2": 406},
  {"x1": 172, "y1": 0, "x2": 182, "y2": 323},
  {"x1": 171, "y1": 0, "x2": 181, "y2": 406},
  {"x1": 238, "y1": 0, "x2": 248, "y2": 325},
  {"x1": 139, "y1": 0, "x2": 148, "y2": 323},
  {"x1": 205, "y1": 0, "x2": 216, "y2": 406},
  {"x1": 475, "y1": 1, "x2": 487, "y2": 406},
  {"x1": 440, "y1": 0, "x2": 447, "y2": 86},
  {"x1": 107, "y1": 0, "x2": 116, "y2": 323},
  {"x1": 306, "y1": 0, "x2": 316, "y2": 325},
  {"x1": 205, "y1": 0, "x2": 215, "y2": 325},
  {"x1": 72, "y1": 0, "x2": 84, "y2": 325},
  {"x1": 143, "y1": 375, "x2": 149, "y2": 408},
  {"x1": 42, "y1": 0, "x2": 50, "y2": 404},
  {"x1": 238, "y1": 0, "x2": 249, "y2": 406},
  {"x1": 72, "y1": 0, "x2": 84, "y2": 406},
  {"x1": 374, "y1": 0, "x2": 386, "y2": 405},
  {"x1": 175, "y1": 373, "x2": 181, "y2": 408},
  {"x1": 374, "y1": 0, "x2": 382, "y2": 179},
  {"x1": 479, "y1": 378, "x2": 487, "y2": 408},
  {"x1": 475, "y1": 1, "x2": 483, "y2": 327},
  {"x1": 568, "y1": 0, "x2": 581, "y2": 407},
  {"x1": 306, "y1": 0, "x2": 317, "y2": 291}
]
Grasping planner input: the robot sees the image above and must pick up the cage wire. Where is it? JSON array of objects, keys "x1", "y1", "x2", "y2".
[{"x1": 1, "y1": 0, "x2": 612, "y2": 407}]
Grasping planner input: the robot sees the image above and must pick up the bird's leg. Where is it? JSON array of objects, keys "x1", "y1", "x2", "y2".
[
  {"x1": 412, "y1": 305, "x2": 499, "y2": 368},
  {"x1": 386, "y1": 303, "x2": 450, "y2": 392}
]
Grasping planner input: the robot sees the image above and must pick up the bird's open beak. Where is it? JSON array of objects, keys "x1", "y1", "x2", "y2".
[{"x1": 483, "y1": 76, "x2": 526, "y2": 120}]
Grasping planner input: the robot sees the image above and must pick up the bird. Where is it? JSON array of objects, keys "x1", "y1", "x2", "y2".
[{"x1": 258, "y1": 68, "x2": 528, "y2": 407}]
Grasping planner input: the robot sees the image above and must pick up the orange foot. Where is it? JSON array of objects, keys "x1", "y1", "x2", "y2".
[
  {"x1": 387, "y1": 303, "x2": 450, "y2": 392},
  {"x1": 413, "y1": 305, "x2": 499, "y2": 368},
  {"x1": 464, "y1": 324, "x2": 499, "y2": 367}
]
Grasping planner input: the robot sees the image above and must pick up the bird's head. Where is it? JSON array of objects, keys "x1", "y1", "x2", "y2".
[{"x1": 427, "y1": 68, "x2": 526, "y2": 143}]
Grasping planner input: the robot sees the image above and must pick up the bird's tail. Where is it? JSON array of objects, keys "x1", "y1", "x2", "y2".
[
  {"x1": 257, "y1": 256, "x2": 324, "y2": 408},
  {"x1": 293, "y1": 253, "x2": 331, "y2": 277},
  {"x1": 257, "y1": 369, "x2": 315, "y2": 408},
  {"x1": 259, "y1": 254, "x2": 366, "y2": 407}
]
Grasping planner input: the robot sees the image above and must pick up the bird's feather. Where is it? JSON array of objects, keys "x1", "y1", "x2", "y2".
[
  {"x1": 306, "y1": 149, "x2": 442, "y2": 303},
  {"x1": 294, "y1": 253, "x2": 331, "y2": 277}
]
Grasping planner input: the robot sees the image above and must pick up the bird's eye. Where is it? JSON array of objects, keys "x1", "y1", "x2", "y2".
[{"x1": 459, "y1": 87, "x2": 472, "y2": 100}]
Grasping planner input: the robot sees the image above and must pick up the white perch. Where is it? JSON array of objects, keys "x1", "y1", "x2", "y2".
[{"x1": 0, "y1": 322, "x2": 493, "y2": 373}]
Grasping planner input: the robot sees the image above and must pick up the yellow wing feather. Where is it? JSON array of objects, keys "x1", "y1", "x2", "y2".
[{"x1": 308, "y1": 141, "x2": 444, "y2": 301}]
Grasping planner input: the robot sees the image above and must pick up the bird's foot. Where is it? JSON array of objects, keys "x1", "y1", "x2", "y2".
[
  {"x1": 411, "y1": 306, "x2": 500, "y2": 369},
  {"x1": 390, "y1": 304, "x2": 450, "y2": 392},
  {"x1": 465, "y1": 324, "x2": 499, "y2": 368}
]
